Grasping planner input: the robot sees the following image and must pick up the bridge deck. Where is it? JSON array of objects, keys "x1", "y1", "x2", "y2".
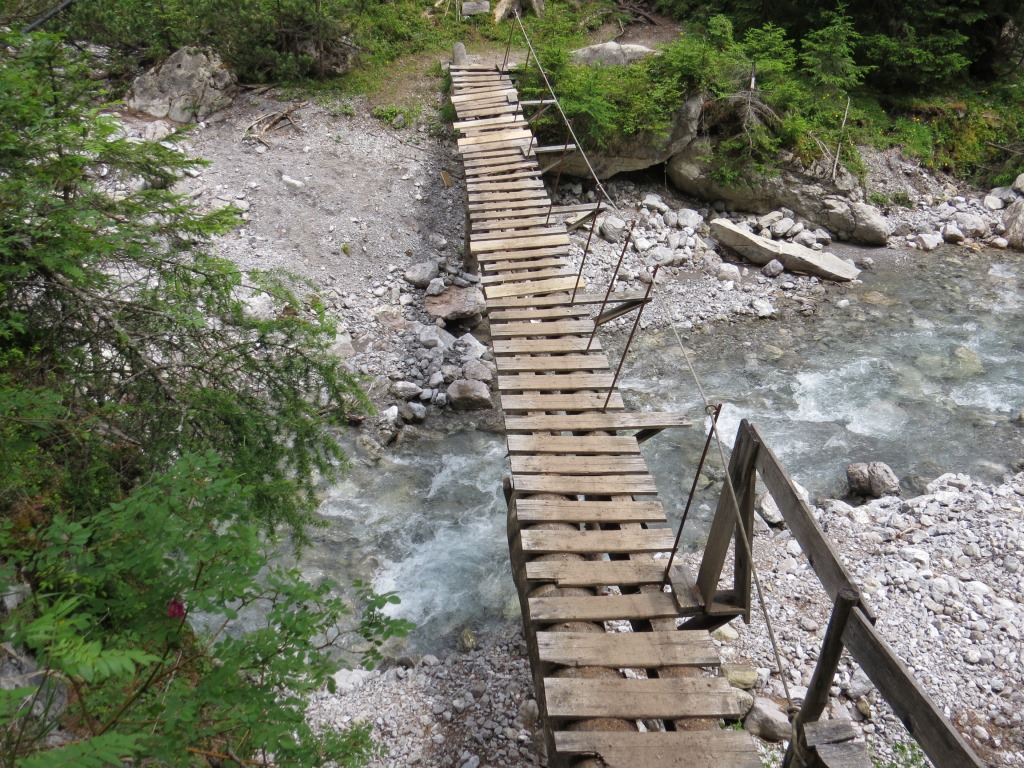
[{"x1": 451, "y1": 64, "x2": 760, "y2": 768}]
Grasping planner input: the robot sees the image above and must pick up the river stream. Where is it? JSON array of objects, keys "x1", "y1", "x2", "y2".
[{"x1": 314, "y1": 248, "x2": 1024, "y2": 651}]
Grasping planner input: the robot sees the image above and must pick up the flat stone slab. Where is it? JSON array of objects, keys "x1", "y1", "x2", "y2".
[{"x1": 710, "y1": 219, "x2": 860, "y2": 282}]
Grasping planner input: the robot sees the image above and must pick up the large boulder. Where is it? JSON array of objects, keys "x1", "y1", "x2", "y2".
[
  {"x1": 554, "y1": 96, "x2": 703, "y2": 179},
  {"x1": 570, "y1": 42, "x2": 659, "y2": 67},
  {"x1": 446, "y1": 379, "x2": 492, "y2": 410},
  {"x1": 668, "y1": 140, "x2": 891, "y2": 246},
  {"x1": 126, "y1": 47, "x2": 237, "y2": 123},
  {"x1": 424, "y1": 286, "x2": 486, "y2": 323},
  {"x1": 846, "y1": 461, "x2": 900, "y2": 498},
  {"x1": 710, "y1": 219, "x2": 860, "y2": 282},
  {"x1": 1003, "y1": 199, "x2": 1024, "y2": 251}
]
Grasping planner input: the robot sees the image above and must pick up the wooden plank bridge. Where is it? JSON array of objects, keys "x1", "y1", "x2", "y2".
[{"x1": 450, "y1": 62, "x2": 762, "y2": 768}]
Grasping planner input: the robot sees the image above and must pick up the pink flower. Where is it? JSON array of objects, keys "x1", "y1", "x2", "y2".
[{"x1": 166, "y1": 599, "x2": 186, "y2": 619}]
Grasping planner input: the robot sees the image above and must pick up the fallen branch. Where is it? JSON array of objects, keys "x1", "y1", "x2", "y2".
[{"x1": 243, "y1": 102, "x2": 307, "y2": 145}]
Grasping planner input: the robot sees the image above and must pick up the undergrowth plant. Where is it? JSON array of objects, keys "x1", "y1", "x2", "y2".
[{"x1": 0, "y1": 32, "x2": 411, "y2": 766}]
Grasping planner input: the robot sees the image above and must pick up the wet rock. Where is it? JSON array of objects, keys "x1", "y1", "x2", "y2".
[
  {"x1": 915, "y1": 232, "x2": 943, "y2": 251},
  {"x1": 1003, "y1": 199, "x2": 1024, "y2": 251},
  {"x1": 446, "y1": 380, "x2": 492, "y2": 410},
  {"x1": 847, "y1": 461, "x2": 900, "y2": 498}
]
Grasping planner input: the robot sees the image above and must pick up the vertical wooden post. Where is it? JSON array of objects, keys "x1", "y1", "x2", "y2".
[
  {"x1": 695, "y1": 420, "x2": 758, "y2": 612},
  {"x1": 782, "y1": 587, "x2": 859, "y2": 768}
]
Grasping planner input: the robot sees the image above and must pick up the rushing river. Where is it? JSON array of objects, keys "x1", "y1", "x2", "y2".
[{"x1": 314, "y1": 248, "x2": 1024, "y2": 651}]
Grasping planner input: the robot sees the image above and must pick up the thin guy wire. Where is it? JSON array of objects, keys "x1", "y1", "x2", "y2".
[
  {"x1": 663, "y1": 302, "x2": 795, "y2": 708},
  {"x1": 513, "y1": 11, "x2": 619, "y2": 213}
]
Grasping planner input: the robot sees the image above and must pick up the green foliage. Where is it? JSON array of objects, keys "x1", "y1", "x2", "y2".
[
  {"x1": 0, "y1": 31, "x2": 410, "y2": 767},
  {"x1": 799, "y1": 3, "x2": 873, "y2": 93}
]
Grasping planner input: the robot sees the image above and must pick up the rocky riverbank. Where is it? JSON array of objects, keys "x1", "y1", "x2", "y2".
[
  {"x1": 115, "y1": 79, "x2": 1024, "y2": 767},
  {"x1": 304, "y1": 471, "x2": 1024, "y2": 767}
]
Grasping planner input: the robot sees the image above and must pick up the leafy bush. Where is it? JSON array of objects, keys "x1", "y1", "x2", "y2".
[{"x1": 0, "y1": 32, "x2": 410, "y2": 766}]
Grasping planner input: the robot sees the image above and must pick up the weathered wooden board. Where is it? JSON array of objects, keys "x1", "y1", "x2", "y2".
[
  {"x1": 454, "y1": 114, "x2": 522, "y2": 130},
  {"x1": 473, "y1": 225, "x2": 564, "y2": 242},
  {"x1": 466, "y1": 178, "x2": 545, "y2": 193},
  {"x1": 495, "y1": 353, "x2": 610, "y2": 373},
  {"x1": 486, "y1": 290, "x2": 649, "y2": 308},
  {"x1": 468, "y1": 198, "x2": 554, "y2": 213},
  {"x1": 474, "y1": 219, "x2": 564, "y2": 236},
  {"x1": 484, "y1": 276, "x2": 581, "y2": 300},
  {"x1": 507, "y1": 434, "x2": 638, "y2": 454},
  {"x1": 471, "y1": 234, "x2": 570, "y2": 254},
  {"x1": 466, "y1": 190, "x2": 549, "y2": 206},
  {"x1": 492, "y1": 336, "x2": 600, "y2": 354},
  {"x1": 529, "y1": 592, "x2": 681, "y2": 623},
  {"x1": 542, "y1": 677, "x2": 741, "y2": 720},
  {"x1": 450, "y1": 88, "x2": 513, "y2": 104},
  {"x1": 524, "y1": 558, "x2": 676, "y2": 587},
  {"x1": 477, "y1": 246, "x2": 570, "y2": 263},
  {"x1": 518, "y1": 528, "x2": 675, "y2": 554},
  {"x1": 510, "y1": 471, "x2": 654, "y2": 496},
  {"x1": 514, "y1": 498, "x2": 663, "y2": 523},
  {"x1": 503, "y1": 412, "x2": 690, "y2": 433},
  {"x1": 490, "y1": 320, "x2": 593, "y2": 337},
  {"x1": 553, "y1": 731, "x2": 760, "y2": 768},
  {"x1": 499, "y1": 392, "x2": 625, "y2": 412},
  {"x1": 510, "y1": 455, "x2": 649, "y2": 475},
  {"x1": 497, "y1": 371, "x2": 612, "y2": 390},
  {"x1": 458, "y1": 129, "x2": 532, "y2": 148},
  {"x1": 483, "y1": 268, "x2": 577, "y2": 286},
  {"x1": 537, "y1": 631, "x2": 720, "y2": 669},
  {"x1": 489, "y1": 305, "x2": 591, "y2": 321},
  {"x1": 482, "y1": 258, "x2": 568, "y2": 275}
]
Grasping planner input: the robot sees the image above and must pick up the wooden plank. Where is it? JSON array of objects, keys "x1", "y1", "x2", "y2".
[
  {"x1": 484, "y1": 276, "x2": 581, "y2": 300},
  {"x1": 461, "y1": 0, "x2": 490, "y2": 15},
  {"x1": 525, "y1": 558, "x2": 672, "y2": 587},
  {"x1": 498, "y1": 372, "x2": 612, "y2": 391},
  {"x1": 482, "y1": 256, "x2": 567, "y2": 272},
  {"x1": 514, "y1": 498, "x2": 663, "y2": 523},
  {"x1": 478, "y1": 246, "x2": 570, "y2": 263},
  {"x1": 510, "y1": 454, "x2": 648, "y2": 475},
  {"x1": 490, "y1": 320, "x2": 593, "y2": 337},
  {"x1": 472, "y1": 234, "x2": 570, "y2": 254},
  {"x1": 495, "y1": 353, "x2": 611, "y2": 373},
  {"x1": 490, "y1": 305, "x2": 590, "y2": 321},
  {"x1": 492, "y1": 336, "x2": 601, "y2": 354},
  {"x1": 486, "y1": 290, "x2": 650, "y2": 308},
  {"x1": 499, "y1": 372, "x2": 610, "y2": 391},
  {"x1": 450, "y1": 86, "x2": 512, "y2": 101},
  {"x1": 483, "y1": 256, "x2": 567, "y2": 273},
  {"x1": 473, "y1": 225, "x2": 564, "y2": 242},
  {"x1": 510, "y1": 472, "x2": 654, "y2": 496},
  {"x1": 543, "y1": 677, "x2": 740, "y2": 720},
  {"x1": 506, "y1": 435, "x2": 640, "y2": 455},
  {"x1": 499, "y1": 392, "x2": 625, "y2": 412},
  {"x1": 815, "y1": 743, "x2": 873, "y2": 768},
  {"x1": 458, "y1": 128, "x2": 532, "y2": 147},
  {"x1": 554, "y1": 729, "x2": 757, "y2": 754},
  {"x1": 454, "y1": 114, "x2": 522, "y2": 130},
  {"x1": 804, "y1": 720, "x2": 858, "y2": 747},
  {"x1": 467, "y1": 190, "x2": 550, "y2": 206},
  {"x1": 503, "y1": 412, "x2": 690, "y2": 433},
  {"x1": 466, "y1": 178, "x2": 545, "y2": 193},
  {"x1": 842, "y1": 608, "x2": 985, "y2": 768},
  {"x1": 455, "y1": 104, "x2": 522, "y2": 118},
  {"x1": 537, "y1": 630, "x2": 720, "y2": 669},
  {"x1": 529, "y1": 592, "x2": 680, "y2": 623},
  {"x1": 462, "y1": 142, "x2": 532, "y2": 158},
  {"x1": 483, "y1": 268, "x2": 576, "y2": 286},
  {"x1": 518, "y1": 528, "x2": 675, "y2": 554},
  {"x1": 464, "y1": 153, "x2": 532, "y2": 169},
  {"x1": 469, "y1": 198, "x2": 553, "y2": 213},
  {"x1": 554, "y1": 732, "x2": 760, "y2": 768}
]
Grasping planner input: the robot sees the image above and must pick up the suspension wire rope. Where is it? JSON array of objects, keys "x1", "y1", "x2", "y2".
[
  {"x1": 660, "y1": 297, "x2": 795, "y2": 710},
  {"x1": 512, "y1": 10, "x2": 619, "y2": 214}
]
